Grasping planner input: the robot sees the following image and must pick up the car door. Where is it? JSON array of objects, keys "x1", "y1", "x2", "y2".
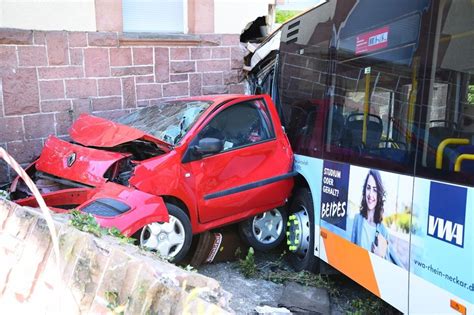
[{"x1": 184, "y1": 95, "x2": 294, "y2": 224}]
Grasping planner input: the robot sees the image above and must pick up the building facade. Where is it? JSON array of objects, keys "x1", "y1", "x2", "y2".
[{"x1": 0, "y1": 0, "x2": 276, "y2": 183}]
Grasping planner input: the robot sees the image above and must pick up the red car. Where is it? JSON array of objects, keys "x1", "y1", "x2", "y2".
[{"x1": 11, "y1": 94, "x2": 294, "y2": 261}]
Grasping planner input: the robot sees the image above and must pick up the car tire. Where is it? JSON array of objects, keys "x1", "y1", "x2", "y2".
[
  {"x1": 139, "y1": 203, "x2": 192, "y2": 263},
  {"x1": 287, "y1": 188, "x2": 320, "y2": 272},
  {"x1": 239, "y1": 207, "x2": 287, "y2": 252}
]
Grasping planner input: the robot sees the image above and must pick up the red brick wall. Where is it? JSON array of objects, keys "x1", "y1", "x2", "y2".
[{"x1": 0, "y1": 29, "x2": 246, "y2": 183}]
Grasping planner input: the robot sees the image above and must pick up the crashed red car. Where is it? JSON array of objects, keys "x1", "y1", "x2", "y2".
[{"x1": 11, "y1": 94, "x2": 294, "y2": 261}]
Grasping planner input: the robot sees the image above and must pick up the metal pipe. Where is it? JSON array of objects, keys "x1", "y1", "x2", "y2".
[
  {"x1": 454, "y1": 154, "x2": 474, "y2": 172},
  {"x1": 435, "y1": 138, "x2": 469, "y2": 169}
]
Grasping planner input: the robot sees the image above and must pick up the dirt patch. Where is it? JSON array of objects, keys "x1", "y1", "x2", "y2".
[{"x1": 198, "y1": 250, "x2": 401, "y2": 315}]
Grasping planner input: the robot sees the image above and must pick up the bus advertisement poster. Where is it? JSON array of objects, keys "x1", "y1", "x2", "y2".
[
  {"x1": 319, "y1": 163, "x2": 413, "y2": 270},
  {"x1": 347, "y1": 166, "x2": 412, "y2": 270},
  {"x1": 411, "y1": 178, "x2": 473, "y2": 303},
  {"x1": 321, "y1": 161, "x2": 350, "y2": 230}
]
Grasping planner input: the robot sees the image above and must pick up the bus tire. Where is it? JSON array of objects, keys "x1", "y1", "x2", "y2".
[{"x1": 288, "y1": 188, "x2": 320, "y2": 272}]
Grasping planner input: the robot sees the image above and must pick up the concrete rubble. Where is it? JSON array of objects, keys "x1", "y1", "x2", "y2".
[
  {"x1": 279, "y1": 282, "x2": 330, "y2": 315},
  {"x1": 255, "y1": 305, "x2": 292, "y2": 314}
]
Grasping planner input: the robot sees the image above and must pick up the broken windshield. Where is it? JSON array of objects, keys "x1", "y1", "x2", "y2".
[{"x1": 116, "y1": 100, "x2": 213, "y2": 145}]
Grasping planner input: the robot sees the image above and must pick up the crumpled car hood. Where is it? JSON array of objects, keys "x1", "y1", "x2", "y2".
[
  {"x1": 70, "y1": 114, "x2": 170, "y2": 151},
  {"x1": 36, "y1": 136, "x2": 130, "y2": 186}
]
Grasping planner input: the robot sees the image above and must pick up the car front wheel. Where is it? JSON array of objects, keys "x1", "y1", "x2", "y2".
[
  {"x1": 139, "y1": 203, "x2": 192, "y2": 262},
  {"x1": 239, "y1": 207, "x2": 287, "y2": 251}
]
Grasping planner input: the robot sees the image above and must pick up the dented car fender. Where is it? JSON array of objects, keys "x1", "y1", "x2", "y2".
[
  {"x1": 17, "y1": 183, "x2": 169, "y2": 237},
  {"x1": 81, "y1": 182, "x2": 169, "y2": 236},
  {"x1": 129, "y1": 150, "x2": 199, "y2": 229}
]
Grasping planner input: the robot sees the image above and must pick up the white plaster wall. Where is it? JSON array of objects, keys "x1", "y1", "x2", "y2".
[
  {"x1": 0, "y1": 0, "x2": 96, "y2": 31},
  {"x1": 214, "y1": 0, "x2": 274, "y2": 34}
]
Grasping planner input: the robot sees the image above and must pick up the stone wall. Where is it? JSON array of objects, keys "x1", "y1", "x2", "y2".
[
  {"x1": 0, "y1": 199, "x2": 231, "y2": 313},
  {"x1": 0, "y1": 28, "x2": 246, "y2": 183}
]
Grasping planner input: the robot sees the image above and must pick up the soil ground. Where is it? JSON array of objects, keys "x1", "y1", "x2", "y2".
[{"x1": 198, "y1": 249, "x2": 401, "y2": 315}]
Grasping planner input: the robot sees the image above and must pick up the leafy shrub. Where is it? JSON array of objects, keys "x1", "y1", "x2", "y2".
[
  {"x1": 275, "y1": 10, "x2": 301, "y2": 23},
  {"x1": 384, "y1": 211, "x2": 414, "y2": 233},
  {"x1": 238, "y1": 247, "x2": 257, "y2": 278},
  {"x1": 69, "y1": 210, "x2": 134, "y2": 243}
]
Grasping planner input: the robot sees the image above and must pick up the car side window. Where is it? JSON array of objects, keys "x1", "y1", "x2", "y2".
[{"x1": 199, "y1": 100, "x2": 274, "y2": 152}]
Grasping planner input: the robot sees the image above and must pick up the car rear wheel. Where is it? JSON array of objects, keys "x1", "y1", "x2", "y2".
[
  {"x1": 239, "y1": 207, "x2": 287, "y2": 251},
  {"x1": 287, "y1": 188, "x2": 320, "y2": 272},
  {"x1": 139, "y1": 203, "x2": 192, "y2": 262}
]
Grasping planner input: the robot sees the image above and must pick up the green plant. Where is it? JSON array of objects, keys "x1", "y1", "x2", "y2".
[
  {"x1": 347, "y1": 297, "x2": 386, "y2": 315},
  {"x1": 69, "y1": 210, "x2": 135, "y2": 243},
  {"x1": 265, "y1": 270, "x2": 340, "y2": 298},
  {"x1": 107, "y1": 226, "x2": 136, "y2": 244},
  {"x1": 105, "y1": 291, "x2": 128, "y2": 315},
  {"x1": 384, "y1": 211, "x2": 415, "y2": 233},
  {"x1": 70, "y1": 210, "x2": 103, "y2": 237},
  {"x1": 275, "y1": 10, "x2": 301, "y2": 24},
  {"x1": 0, "y1": 190, "x2": 10, "y2": 200},
  {"x1": 384, "y1": 213, "x2": 396, "y2": 227},
  {"x1": 396, "y1": 213, "x2": 411, "y2": 233},
  {"x1": 238, "y1": 247, "x2": 257, "y2": 278}
]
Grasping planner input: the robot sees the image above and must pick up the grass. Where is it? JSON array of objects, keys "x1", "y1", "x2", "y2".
[
  {"x1": 236, "y1": 249, "x2": 340, "y2": 298},
  {"x1": 266, "y1": 270, "x2": 340, "y2": 298},
  {"x1": 69, "y1": 210, "x2": 135, "y2": 244},
  {"x1": 347, "y1": 297, "x2": 388, "y2": 315}
]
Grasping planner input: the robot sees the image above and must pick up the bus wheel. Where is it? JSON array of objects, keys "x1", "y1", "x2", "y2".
[
  {"x1": 239, "y1": 207, "x2": 287, "y2": 251},
  {"x1": 287, "y1": 188, "x2": 320, "y2": 272}
]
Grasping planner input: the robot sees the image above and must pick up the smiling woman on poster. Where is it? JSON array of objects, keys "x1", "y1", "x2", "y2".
[{"x1": 351, "y1": 169, "x2": 402, "y2": 266}]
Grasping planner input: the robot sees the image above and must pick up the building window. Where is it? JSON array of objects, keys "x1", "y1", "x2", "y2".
[{"x1": 122, "y1": 0, "x2": 186, "y2": 33}]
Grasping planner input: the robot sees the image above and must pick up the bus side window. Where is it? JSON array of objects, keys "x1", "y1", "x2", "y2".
[
  {"x1": 414, "y1": 0, "x2": 474, "y2": 185},
  {"x1": 324, "y1": 61, "x2": 415, "y2": 174},
  {"x1": 329, "y1": 103, "x2": 344, "y2": 144},
  {"x1": 340, "y1": 112, "x2": 383, "y2": 149}
]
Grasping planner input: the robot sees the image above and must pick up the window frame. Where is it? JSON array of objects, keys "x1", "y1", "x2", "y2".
[
  {"x1": 122, "y1": 0, "x2": 188, "y2": 34},
  {"x1": 186, "y1": 99, "x2": 277, "y2": 161}
]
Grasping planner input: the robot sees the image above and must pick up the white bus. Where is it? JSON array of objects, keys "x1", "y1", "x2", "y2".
[{"x1": 247, "y1": 0, "x2": 474, "y2": 313}]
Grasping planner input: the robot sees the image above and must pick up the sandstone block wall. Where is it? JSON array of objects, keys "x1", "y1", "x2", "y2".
[
  {"x1": 0, "y1": 200, "x2": 232, "y2": 314},
  {"x1": 0, "y1": 28, "x2": 246, "y2": 183}
]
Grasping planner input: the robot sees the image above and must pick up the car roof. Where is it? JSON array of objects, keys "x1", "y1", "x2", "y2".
[{"x1": 175, "y1": 94, "x2": 247, "y2": 105}]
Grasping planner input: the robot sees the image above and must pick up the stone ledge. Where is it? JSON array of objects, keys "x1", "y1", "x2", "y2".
[
  {"x1": 0, "y1": 28, "x2": 34, "y2": 45},
  {"x1": 0, "y1": 199, "x2": 232, "y2": 314},
  {"x1": 119, "y1": 32, "x2": 220, "y2": 47}
]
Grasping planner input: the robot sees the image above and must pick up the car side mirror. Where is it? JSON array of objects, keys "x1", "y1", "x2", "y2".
[{"x1": 194, "y1": 138, "x2": 224, "y2": 155}]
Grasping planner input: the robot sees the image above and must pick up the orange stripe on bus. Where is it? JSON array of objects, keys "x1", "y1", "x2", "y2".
[
  {"x1": 321, "y1": 227, "x2": 380, "y2": 297},
  {"x1": 450, "y1": 300, "x2": 466, "y2": 315}
]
